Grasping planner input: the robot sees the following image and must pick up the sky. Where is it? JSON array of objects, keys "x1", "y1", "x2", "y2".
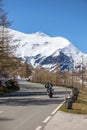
[{"x1": 2, "y1": 0, "x2": 87, "y2": 53}]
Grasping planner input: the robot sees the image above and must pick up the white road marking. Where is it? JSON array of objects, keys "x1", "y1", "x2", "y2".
[
  {"x1": 0, "y1": 111, "x2": 3, "y2": 114},
  {"x1": 35, "y1": 126, "x2": 42, "y2": 130},
  {"x1": 51, "y1": 101, "x2": 65, "y2": 115},
  {"x1": 43, "y1": 116, "x2": 51, "y2": 123}
]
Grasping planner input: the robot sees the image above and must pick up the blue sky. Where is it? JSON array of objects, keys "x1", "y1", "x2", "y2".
[{"x1": 3, "y1": 0, "x2": 87, "y2": 53}]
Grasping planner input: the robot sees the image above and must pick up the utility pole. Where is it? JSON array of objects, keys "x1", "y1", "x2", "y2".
[
  {"x1": 82, "y1": 55, "x2": 84, "y2": 89},
  {"x1": 71, "y1": 59, "x2": 74, "y2": 87}
]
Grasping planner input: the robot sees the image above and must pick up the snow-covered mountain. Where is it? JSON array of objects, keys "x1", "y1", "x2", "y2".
[{"x1": 10, "y1": 29, "x2": 87, "y2": 71}]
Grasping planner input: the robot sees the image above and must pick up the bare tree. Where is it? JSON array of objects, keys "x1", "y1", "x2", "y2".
[{"x1": 0, "y1": 0, "x2": 16, "y2": 77}]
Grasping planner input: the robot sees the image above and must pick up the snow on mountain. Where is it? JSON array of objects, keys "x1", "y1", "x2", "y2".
[
  {"x1": 12, "y1": 30, "x2": 69, "y2": 57},
  {"x1": 10, "y1": 29, "x2": 87, "y2": 71}
]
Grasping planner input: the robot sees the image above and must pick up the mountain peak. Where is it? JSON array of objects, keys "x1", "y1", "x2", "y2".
[{"x1": 32, "y1": 32, "x2": 49, "y2": 37}]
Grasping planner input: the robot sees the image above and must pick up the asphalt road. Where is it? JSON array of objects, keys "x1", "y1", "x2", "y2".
[{"x1": 0, "y1": 80, "x2": 70, "y2": 130}]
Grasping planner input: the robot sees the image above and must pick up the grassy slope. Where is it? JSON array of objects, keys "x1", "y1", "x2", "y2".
[{"x1": 59, "y1": 90, "x2": 87, "y2": 114}]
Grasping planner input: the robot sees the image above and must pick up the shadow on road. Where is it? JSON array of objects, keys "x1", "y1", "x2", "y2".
[
  {"x1": 0, "y1": 90, "x2": 65, "y2": 106},
  {"x1": 0, "y1": 117, "x2": 14, "y2": 121},
  {"x1": 0, "y1": 97, "x2": 64, "y2": 106},
  {"x1": 0, "y1": 90, "x2": 70, "y2": 97},
  {"x1": 0, "y1": 82, "x2": 70, "y2": 106},
  {"x1": 0, "y1": 91, "x2": 47, "y2": 97}
]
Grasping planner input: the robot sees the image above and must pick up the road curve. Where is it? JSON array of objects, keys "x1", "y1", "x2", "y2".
[{"x1": 0, "y1": 80, "x2": 70, "y2": 130}]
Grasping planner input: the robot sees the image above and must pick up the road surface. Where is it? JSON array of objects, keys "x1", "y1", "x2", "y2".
[{"x1": 0, "y1": 80, "x2": 70, "y2": 130}]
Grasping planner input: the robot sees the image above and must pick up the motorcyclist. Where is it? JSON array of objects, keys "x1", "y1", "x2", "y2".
[
  {"x1": 45, "y1": 81, "x2": 53, "y2": 89},
  {"x1": 45, "y1": 81, "x2": 53, "y2": 97},
  {"x1": 45, "y1": 81, "x2": 53, "y2": 90}
]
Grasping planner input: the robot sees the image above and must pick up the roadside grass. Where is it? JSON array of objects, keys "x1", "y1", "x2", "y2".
[{"x1": 59, "y1": 89, "x2": 87, "y2": 114}]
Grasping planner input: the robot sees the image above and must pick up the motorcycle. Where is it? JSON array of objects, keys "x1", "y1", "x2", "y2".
[{"x1": 47, "y1": 87, "x2": 54, "y2": 98}]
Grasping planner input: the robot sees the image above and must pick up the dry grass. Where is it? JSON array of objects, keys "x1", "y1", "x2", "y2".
[{"x1": 59, "y1": 89, "x2": 87, "y2": 114}]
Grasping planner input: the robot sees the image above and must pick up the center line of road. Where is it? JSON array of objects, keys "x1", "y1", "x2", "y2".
[
  {"x1": 35, "y1": 126, "x2": 42, "y2": 130},
  {"x1": 43, "y1": 116, "x2": 51, "y2": 123}
]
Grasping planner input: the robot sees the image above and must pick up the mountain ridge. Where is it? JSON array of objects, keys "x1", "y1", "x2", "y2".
[{"x1": 9, "y1": 28, "x2": 87, "y2": 71}]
